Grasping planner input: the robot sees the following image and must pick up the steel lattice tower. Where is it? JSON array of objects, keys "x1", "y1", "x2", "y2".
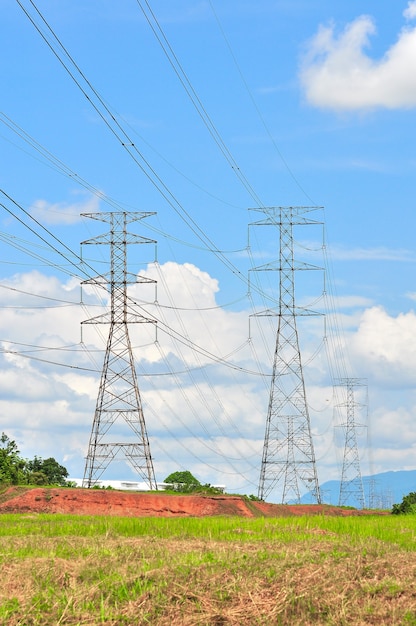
[
  {"x1": 253, "y1": 206, "x2": 321, "y2": 504},
  {"x1": 337, "y1": 378, "x2": 366, "y2": 508},
  {"x1": 81, "y1": 211, "x2": 157, "y2": 489}
]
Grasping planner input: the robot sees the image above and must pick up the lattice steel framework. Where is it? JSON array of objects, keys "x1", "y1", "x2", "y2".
[
  {"x1": 81, "y1": 211, "x2": 157, "y2": 489},
  {"x1": 252, "y1": 206, "x2": 321, "y2": 504},
  {"x1": 337, "y1": 378, "x2": 366, "y2": 508}
]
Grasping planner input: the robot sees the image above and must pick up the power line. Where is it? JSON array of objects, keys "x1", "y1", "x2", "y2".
[
  {"x1": 135, "y1": 0, "x2": 264, "y2": 207},
  {"x1": 10, "y1": 2, "x2": 357, "y2": 492},
  {"x1": 15, "y1": 0, "x2": 272, "y2": 301},
  {"x1": 0, "y1": 195, "x2": 82, "y2": 279},
  {"x1": 0, "y1": 111, "x2": 246, "y2": 247},
  {"x1": 0, "y1": 191, "x2": 270, "y2": 378},
  {"x1": 0, "y1": 345, "x2": 98, "y2": 372},
  {"x1": 207, "y1": 0, "x2": 318, "y2": 206}
]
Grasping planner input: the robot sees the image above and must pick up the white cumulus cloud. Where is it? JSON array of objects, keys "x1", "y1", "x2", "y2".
[
  {"x1": 404, "y1": 1, "x2": 416, "y2": 20},
  {"x1": 300, "y1": 5, "x2": 416, "y2": 111},
  {"x1": 3, "y1": 262, "x2": 416, "y2": 493},
  {"x1": 348, "y1": 306, "x2": 416, "y2": 386},
  {"x1": 30, "y1": 192, "x2": 101, "y2": 225}
]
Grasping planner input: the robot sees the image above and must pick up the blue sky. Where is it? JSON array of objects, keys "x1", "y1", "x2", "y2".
[{"x1": 1, "y1": 0, "x2": 416, "y2": 502}]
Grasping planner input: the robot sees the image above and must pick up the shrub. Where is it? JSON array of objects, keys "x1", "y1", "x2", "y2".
[
  {"x1": 164, "y1": 470, "x2": 201, "y2": 493},
  {"x1": 392, "y1": 491, "x2": 416, "y2": 514}
]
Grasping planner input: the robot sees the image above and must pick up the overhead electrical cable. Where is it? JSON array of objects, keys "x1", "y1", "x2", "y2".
[
  {"x1": 205, "y1": 1, "x2": 358, "y2": 425},
  {"x1": 0, "y1": 276, "x2": 245, "y2": 313},
  {"x1": 14, "y1": 2, "x2": 289, "y2": 464},
  {"x1": 0, "y1": 283, "x2": 81, "y2": 305},
  {"x1": 0, "y1": 345, "x2": 98, "y2": 372},
  {"x1": 16, "y1": 0, "x2": 280, "y2": 306},
  {"x1": 131, "y1": 1, "x2": 294, "y2": 390},
  {"x1": 0, "y1": 229, "x2": 84, "y2": 270},
  {"x1": 0, "y1": 189, "x2": 91, "y2": 279},
  {"x1": 0, "y1": 336, "x2": 261, "y2": 381},
  {"x1": 130, "y1": 297, "x2": 272, "y2": 377},
  {"x1": 0, "y1": 188, "x2": 270, "y2": 378},
  {"x1": 15, "y1": 1, "x2": 336, "y2": 482},
  {"x1": 135, "y1": 0, "x2": 264, "y2": 207},
  {"x1": 14, "y1": 2, "x2": 280, "y2": 426},
  {"x1": 10, "y1": 3, "x2": 315, "y2": 385},
  {"x1": 148, "y1": 410, "x2": 260, "y2": 481},
  {"x1": 0, "y1": 339, "x2": 90, "y2": 353},
  {"x1": 140, "y1": 359, "x2": 260, "y2": 472},
  {"x1": 149, "y1": 262, "x2": 260, "y2": 458},
  {"x1": 207, "y1": 0, "x2": 318, "y2": 206},
  {"x1": 0, "y1": 237, "x2": 73, "y2": 274},
  {"x1": 1, "y1": 109, "x2": 248, "y2": 254}
]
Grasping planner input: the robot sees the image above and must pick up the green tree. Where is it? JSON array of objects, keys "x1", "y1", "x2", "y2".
[
  {"x1": 392, "y1": 492, "x2": 416, "y2": 515},
  {"x1": 26, "y1": 456, "x2": 69, "y2": 486},
  {"x1": 0, "y1": 434, "x2": 70, "y2": 486},
  {"x1": 0, "y1": 433, "x2": 26, "y2": 485},
  {"x1": 164, "y1": 470, "x2": 201, "y2": 492}
]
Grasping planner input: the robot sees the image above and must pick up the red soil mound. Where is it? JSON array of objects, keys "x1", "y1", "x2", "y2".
[{"x1": 0, "y1": 487, "x2": 386, "y2": 517}]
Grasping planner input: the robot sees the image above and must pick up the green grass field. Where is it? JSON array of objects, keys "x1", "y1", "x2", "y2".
[{"x1": 1, "y1": 513, "x2": 416, "y2": 625}]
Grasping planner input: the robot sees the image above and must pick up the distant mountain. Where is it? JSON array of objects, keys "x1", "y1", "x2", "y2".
[{"x1": 300, "y1": 470, "x2": 416, "y2": 510}]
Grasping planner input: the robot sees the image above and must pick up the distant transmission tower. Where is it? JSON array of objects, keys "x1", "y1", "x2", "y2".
[
  {"x1": 252, "y1": 206, "x2": 322, "y2": 504},
  {"x1": 81, "y1": 211, "x2": 157, "y2": 489},
  {"x1": 337, "y1": 378, "x2": 366, "y2": 508}
]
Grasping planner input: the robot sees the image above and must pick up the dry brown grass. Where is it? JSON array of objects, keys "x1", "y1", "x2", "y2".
[{"x1": 1, "y1": 517, "x2": 416, "y2": 625}]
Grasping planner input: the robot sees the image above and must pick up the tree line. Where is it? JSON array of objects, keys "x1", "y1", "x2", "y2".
[
  {"x1": 4, "y1": 434, "x2": 415, "y2": 510},
  {"x1": 0, "y1": 432, "x2": 69, "y2": 486}
]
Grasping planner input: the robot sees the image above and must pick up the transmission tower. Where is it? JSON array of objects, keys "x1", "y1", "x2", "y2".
[
  {"x1": 337, "y1": 378, "x2": 366, "y2": 508},
  {"x1": 252, "y1": 206, "x2": 322, "y2": 504},
  {"x1": 81, "y1": 211, "x2": 157, "y2": 489}
]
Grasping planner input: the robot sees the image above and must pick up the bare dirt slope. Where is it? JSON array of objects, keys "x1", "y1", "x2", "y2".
[{"x1": 0, "y1": 487, "x2": 385, "y2": 517}]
